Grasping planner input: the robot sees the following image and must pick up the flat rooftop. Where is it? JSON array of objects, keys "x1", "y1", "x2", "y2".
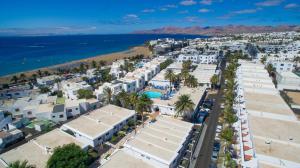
[
  {"x1": 0, "y1": 129, "x2": 84, "y2": 168},
  {"x1": 101, "y1": 150, "x2": 155, "y2": 168},
  {"x1": 249, "y1": 115, "x2": 300, "y2": 144},
  {"x1": 63, "y1": 104, "x2": 135, "y2": 139},
  {"x1": 152, "y1": 86, "x2": 206, "y2": 108},
  {"x1": 244, "y1": 92, "x2": 294, "y2": 116},
  {"x1": 125, "y1": 115, "x2": 193, "y2": 163}
]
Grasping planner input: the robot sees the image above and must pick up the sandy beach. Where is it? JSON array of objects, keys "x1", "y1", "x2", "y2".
[{"x1": 0, "y1": 46, "x2": 151, "y2": 84}]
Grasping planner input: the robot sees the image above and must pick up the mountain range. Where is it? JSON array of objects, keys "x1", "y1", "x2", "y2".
[{"x1": 133, "y1": 25, "x2": 300, "y2": 35}]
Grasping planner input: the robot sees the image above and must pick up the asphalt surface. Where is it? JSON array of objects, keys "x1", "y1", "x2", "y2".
[{"x1": 194, "y1": 59, "x2": 226, "y2": 168}]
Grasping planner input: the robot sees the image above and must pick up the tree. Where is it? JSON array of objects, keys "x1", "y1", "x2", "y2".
[
  {"x1": 182, "y1": 60, "x2": 192, "y2": 71},
  {"x1": 91, "y1": 60, "x2": 97, "y2": 69},
  {"x1": 116, "y1": 90, "x2": 130, "y2": 108},
  {"x1": 164, "y1": 69, "x2": 175, "y2": 92},
  {"x1": 79, "y1": 63, "x2": 86, "y2": 73},
  {"x1": 20, "y1": 73, "x2": 27, "y2": 82},
  {"x1": 220, "y1": 127, "x2": 234, "y2": 147},
  {"x1": 136, "y1": 94, "x2": 153, "y2": 127},
  {"x1": 77, "y1": 89, "x2": 95, "y2": 99},
  {"x1": 185, "y1": 75, "x2": 198, "y2": 88},
  {"x1": 210, "y1": 74, "x2": 219, "y2": 89},
  {"x1": 8, "y1": 160, "x2": 35, "y2": 168},
  {"x1": 47, "y1": 143, "x2": 89, "y2": 168},
  {"x1": 103, "y1": 87, "x2": 113, "y2": 104},
  {"x1": 159, "y1": 59, "x2": 173, "y2": 70},
  {"x1": 260, "y1": 56, "x2": 267, "y2": 64},
  {"x1": 180, "y1": 69, "x2": 189, "y2": 85},
  {"x1": 11, "y1": 75, "x2": 18, "y2": 83},
  {"x1": 40, "y1": 86, "x2": 50, "y2": 93},
  {"x1": 129, "y1": 93, "x2": 139, "y2": 134},
  {"x1": 54, "y1": 78, "x2": 61, "y2": 91},
  {"x1": 99, "y1": 60, "x2": 107, "y2": 67},
  {"x1": 175, "y1": 94, "x2": 195, "y2": 119}
]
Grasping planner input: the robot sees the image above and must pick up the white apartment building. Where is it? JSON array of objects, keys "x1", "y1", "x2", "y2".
[
  {"x1": 268, "y1": 60, "x2": 295, "y2": 72},
  {"x1": 191, "y1": 64, "x2": 218, "y2": 87},
  {"x1": 276, "y1": 71, "x2": 300, "y2": 90},
  {"x1": 0, "y1": 129, "x2": 87, "y2": 168},
  {"x1": 35, "y1": 103, "x2": 67, "y2": 123},
  {"x1": 61, "y1": 81, "x2": 92, "y2": 100},
  {"x1": 110, "y1": 60, "x2": 126, "y2": 79},
  {"x1": 61, "y1": 105, "x2": 135, "y2": 147},
  {"x1": 95, "y1": 81, "x2": 123, "y2": 100},
  {"x1": 151, "y1": 86, "x2": 206, "y2": 116},
  {"x1": 118, "y1": 115, "x2": 194, "y2": 168},
  {"x1": 235, "y1": 60, "x2": 300, "y2": 168},
  {"x1": 37, "y1": 75, "x2": 60, "y2": 86}
]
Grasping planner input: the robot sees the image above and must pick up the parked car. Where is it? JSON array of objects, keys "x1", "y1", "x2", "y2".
[
  {"x1": 213, "y1": 141, "x2": 221, "y2": 152},
  {"x1": 211, "y1": 150, "x2": 218, "y2": 161}
]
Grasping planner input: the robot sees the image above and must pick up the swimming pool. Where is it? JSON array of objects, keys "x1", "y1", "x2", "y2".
[{"x1": 144, "y1": 91, "x2": 162, "y2": 99}]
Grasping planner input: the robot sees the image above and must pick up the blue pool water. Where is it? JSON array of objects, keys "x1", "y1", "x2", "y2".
[{"x1": 144, "y1": 91, "x2": 162, "y2": 99}]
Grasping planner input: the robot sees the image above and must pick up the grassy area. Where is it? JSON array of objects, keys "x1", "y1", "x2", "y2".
[
  {"x1": 56, "y1": 97, "x2": 66, "y2": 104},
  {"x1": 26, "y1": 119, "x2": 55, "y2": 129}
]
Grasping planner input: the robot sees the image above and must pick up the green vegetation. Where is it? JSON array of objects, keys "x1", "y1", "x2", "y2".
[
  {"x1": 159, "y1": 59, "x2": 173, "y2": 70},
  {"x1": 47, "y1": 143, "x2": 89, "y2": 168},
  {"x1": 210, "y1": 74, "x2": 219, "y2": 89},
  {"x1": 8, "y1": 160, "x2": 35, "y2": 168},
  {"x1": 77, "y1": 89, "x2": 95, "y2": 99},
  {"x1": 175, "y1": 94, "x2": 195, "y2": 119},
  {"x1": 56, "y1": 97, "x2": 65, "y2": 104},
  {"x1": 39, "y1": 86, "x2": 51, "y2": 93},
  {"x1": 103, "y1": 87, "x2": 113, "y2": 104}
]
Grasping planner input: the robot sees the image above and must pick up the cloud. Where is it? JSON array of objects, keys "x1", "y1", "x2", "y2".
[
  {"x1": 122, "y1": 14, "x2": 140, "y2": 24},
  {"x1": 142, "y1": 9, "x2": 155, "y2": 13},
  {"x1": 165, "y1": 4, "x2": 177, "y2": 8},
  {"x1": 198, "y1": 8, "x2": 210, "y2": 13},
  {"x1": 179, "y1": 10, "x2": 189, "y2": 14},
  {"x1": 284, "y1": 3, "x2": 299, "y2": 9},
  {"x1": 160, "y1": 7, "x2": 168, "y2": 11},
  {"x1": 199, "y1": 0, "x2": 212, "y2": 5},
  {"x1": 184, "y1": 16, "x2": 204, "y2": 23},
  {"x1": 218, "y1": 8, "x2": 259, "y2": 19},
  {"x1": 255, "y1": 0, "x2": 283, "y2": 7},
  {"x1": 180, "y1": 0, "x2": 197, "y2": 6},
  {"x1": 233, "y1": 9, "x2": 258, "y2": 14}
]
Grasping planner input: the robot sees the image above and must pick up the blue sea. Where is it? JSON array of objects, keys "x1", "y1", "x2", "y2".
[{"x1": 0, "y1": 34, "x2": 207, "y2": 76}]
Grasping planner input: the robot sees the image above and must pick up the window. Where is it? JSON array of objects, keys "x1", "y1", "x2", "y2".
[
  {"x1": 59, "y1": 114, "x2": 64, "y2": 118},
  {"x1": 27, "y1": 111, "x2": 32, "y2": 115},
  {"x1": 67, "y1": 109, "x2": 72, "y2": 112},
  {"x1": 98, "y1": 137, "x2": 102, "y2": 141},
  {"x1": 106, "y1": 132, "x2": 109, "y2": 136},
  {"x1": 75, "y1": 108, "x2": 78, "y2": 110},
  {"x1": 52, "y1": 116, "x2": 56, "y2": 118}
]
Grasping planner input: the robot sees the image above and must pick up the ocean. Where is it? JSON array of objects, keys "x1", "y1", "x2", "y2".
[{"x1": 0, "y1": 34, "x2": 207, "y2": 76}]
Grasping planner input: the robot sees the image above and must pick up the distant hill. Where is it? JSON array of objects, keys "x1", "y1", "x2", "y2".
[{"x1": 133, "y1": 25, "x2": 300, "y2": 35}]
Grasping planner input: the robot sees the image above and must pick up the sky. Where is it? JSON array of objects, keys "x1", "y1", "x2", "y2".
[{"x1": 0, "y1": 0, "x2": 300, "y2": 35}]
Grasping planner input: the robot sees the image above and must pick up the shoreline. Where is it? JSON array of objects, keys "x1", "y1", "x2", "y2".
[{"x1": 0, "y1": 45, "x2": 151, "y2": 84}]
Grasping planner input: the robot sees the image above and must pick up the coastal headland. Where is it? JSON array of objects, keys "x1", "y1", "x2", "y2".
[{"x1": 0, "y1": 46, "x2": 151, "y2": 84}]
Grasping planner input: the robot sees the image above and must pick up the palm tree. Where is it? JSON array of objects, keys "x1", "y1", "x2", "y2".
[
  {"x1": 180, "y1": 69, "x2": 190, "y2": 85},
  {"x1": 92, "y1": 60, "x2": 97, "y2": 69},
  {"x1": 175, "y1": 94, "x2": 195, "y2": 119},
  {"x1": 103, "y1": 87, "x2": 113, "y2": 104},
  {"x1": 54, "y1": 78, "x2": 61, "y2": 91},
  {"x1": 116, "y1": 90, "x2": 130, "y2": 108},
  {"x1": 37, "y1": 70, "x2": 42, "y2": 77},
  {"x1": 19, "y1": 73, "x2": 27, "y2": 82},
  {"x1": 31, "y1": 74, "x2": 37, "y2": 83},
  {"x1": 129, "y1": 93, "x2": 139, "y2": 133},
  {"x1": 11, "y1": 75, "x2": 18, "y2": 84},
  {"x1": 8, "y1": 160, "x2": 35, "y2": 168},
  {"x1": 136, "y1": 94, "x2": 153, "y2": 127},
  {"x1": 210, "y1": 74, "x2": 219, "y2": 89},
  {"x1": 185, "y1": 75, "x2": 198, "y2": 88},
  {"x1": 164, "y1": 69, "x2": 175, "y2": 92}
]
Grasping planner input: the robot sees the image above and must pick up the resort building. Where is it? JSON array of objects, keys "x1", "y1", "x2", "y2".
[
  {"x1": 0, "y1": 111, "x2": 12, "y2": 130},
  {"x1": 36, "y1": 75, "x2": 60, "y2": 86},
  {"x1": 0, "y1": 129, "x2": 23, "y2": 149},
  {"x1": 235, "y1": 60, "x2": 300, "y2": 168},
  {"x1": 191, "y1": 64, "x2": 218, "y2": 87},
  {"x1": 0, "y1": 129, "x2": 87, "y2": 168},
  {"x1": 104, "y1": 115, "x2": 194, "y2": 168},
  {"x1": 110, "y1": 60, "x2": 126, "y2": 79},
  {"x1": 95, "y1": 81, "x2": 123, "y2": 100},
  {"x1": 60, "y1": 104, "x2": 135, "y2": 147},
  {"x1": 61, "y1": 80, "x2": 92, "y2": 100},
  {"x1": 35, "y1": 103, "x2": 67, "y2": 123},
  {"x1": 276, "y1": 71, "x2": 300, "y2": 91},
  {"x1": 0, "y1": 85, "x2": 32, "y2": 100},
  {"x1": 151, "y1": 86, "x2": 207, "y2": 116}
]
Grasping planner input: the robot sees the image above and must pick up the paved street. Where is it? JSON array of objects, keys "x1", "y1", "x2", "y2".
[{"x1": 195, "y1": 59, "x2": 226, "y2": 168}]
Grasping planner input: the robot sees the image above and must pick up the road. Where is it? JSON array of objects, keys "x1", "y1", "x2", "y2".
[{"x1": 194, "y1": 59, "x2": 226, "y2": 168}]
